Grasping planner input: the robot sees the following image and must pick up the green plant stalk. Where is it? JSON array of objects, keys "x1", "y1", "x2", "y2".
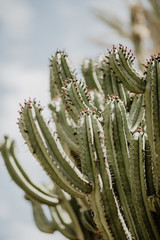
[
  {"x1": 103, "y1": 98, "x2": 142, "y2": 239},
  {"x1": 0, "y1": 137, "x2": 59, "y2": 205}
]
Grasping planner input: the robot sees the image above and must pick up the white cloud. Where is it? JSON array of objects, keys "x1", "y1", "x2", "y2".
[{"x1": 0, "y1": 0, "x2": 34, "y2": 38}]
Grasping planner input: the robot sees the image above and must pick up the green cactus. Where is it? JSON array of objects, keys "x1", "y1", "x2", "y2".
[{"x1": 1, "y1": 46, "x2": 160, "y2": 239}]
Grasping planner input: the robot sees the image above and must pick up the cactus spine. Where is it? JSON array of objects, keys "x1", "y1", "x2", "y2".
[{"x1": 1, "y1": 45, "x2": 160, "y2": 239}]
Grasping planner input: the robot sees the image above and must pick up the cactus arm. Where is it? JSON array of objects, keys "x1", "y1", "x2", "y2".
[
  {"x1": 108, "y1": 53, "x2": 137, "y2": 93},
  {"x1": 0, "y1": 137, "x2": 59, "y2": 205},
  {"x1": 82, "y1": 59, "x2": 102, "y2": 91},
  {"x1": 49, "y1": 206, "x2": 78, "y2": 240},
  {"x1": 52, "y1": 206, "x2": 76, "y2": 236},
  {"x1": 151, "y1": 61, "x2": 160, "y2": 144},
  {"x1": 111, "y1": 75, "x2": 126, "y2": 103},
  {"x1": 144, "y1": 139, "x2": 155, "y2": 196},
  {"x1": 108, "y1": 45, "x2": 145, "y2": 93},
  {"x1": 89, "y1": 90, "x2": 105, "y2": 112},
  {"x1": 9, "y1": 140, "x2": 58, "y2": 198},
  {"x1": 52, "y1": 188, "x2": 86, "y2": 240},
  {"x1": 19, "y1": 103, "x2": 91, "y2": 198},
  {"x1": 113, "y1": 100, "x2": 130, "y2": 178},
  {"x1": 113, "y1": 100, "x2": 142, "y2": 238},
  {"x1": 50, "y1": 51, "x2": 75, "y2": 99},
  {"x1": 129, "y1": 133, "x2": 159, "y2": 240},
  {"x1": 50, "y1": 98, "x2": 76, "y2": 141},
  {"x1": 103, "y1": 99, "x2": 142, "y2": 239},
  {"x1": 117, "y1": 46, "x2": 143, "y2": 86},
  {"x1": 79, "y1": 112, "x2": 114, "y2": 240},
  {"x1": 144, "y1": 62, "x2": 158, "y2": 193},
  {"x1": 9, "y1": 140, "x2": 35, "y2": 185},
  {"x1": 141, "y1": 137, "x2": 160, "y2": 239},
  {"x1": 49, "y1": 63, "x2": 58, "y2": 99},
  {"x1": 50, "y1": 55, "x2": 63, "y2": 99},
  {"x1": 145, "y1": 59, "x2": 160, "y2": 197},
  {"x1": 151, "y1": 60, "x2": 160, "y2": 197},
  {"x1": 60, "y1": 52, "x2": 74, "y2": 79},
  {"x1": 60, "y1": 199, "x2": 85, "y2": 240},
  {"x1": 128, "y1": 94, "x2": 144, "y2": 132},
  {"x1": 19, "y1": 106, "x2": 82, "y2": 198},
  {"x1": 31, "y1": 201, "x2": 56, "y2": 233},
  {"x1": 49, "y1": 99, "x2": 79, "y2": 152},
  {"x1": 78, "y1": 81, "x2": 100, "y2": 114},
  {"x1": 97, "y1": 58, "x2": 132, "y2": 109},
  {"x1": 77, "y1": 116, "x2": 93, "y2": 180},
  {"x1": 78, "y1": 81, "x2": 93, "y2": 105},
  {"x1": 66, "y1": 80, "x2": 87, "y2": 111},
  {"x1": 88, "y1": 176, "x2": 113, "y2": 239},
  {"x1": 144, "y1": 63, "x2": 153, "y2": 142},
  {"x1": 34, "y1": 104, "x2": 90, "y2": 192},
  {"x1": 62, "y1": 79, "x2": 100, "y2": 119},
  {"x1": 97, "y1": 62, "x2": 112, "y2": 97},
  {"x1": 118, "y1": 99, "x2": 131, "y2": 142},
  {"x1": 52, "y1": 116, "x2": 78, "y2": 153},
  {"x1": 61, "y1": 81, "x2": 80, "y2": 123},
  {"x1": 98, "y1": 61, "x2": 127, "y2": 104},
  {"x1": 92, "y1": 115, "x2": 128, "y2": 239},
  {"x1": 123, "y1": 88, "x2": 132, "y2": 111},
  {"x1": 80, "y1": 210, "x2": 97, "y2": 233}
]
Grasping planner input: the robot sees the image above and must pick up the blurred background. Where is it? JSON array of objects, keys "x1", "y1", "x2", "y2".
[{"x1": 0, "y1": 0, "x2": 160, "y2": 239}]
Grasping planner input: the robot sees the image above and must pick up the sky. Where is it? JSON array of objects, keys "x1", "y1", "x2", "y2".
[{"x1": 0, "y1": 0, "x2": 131, "y2": 239}]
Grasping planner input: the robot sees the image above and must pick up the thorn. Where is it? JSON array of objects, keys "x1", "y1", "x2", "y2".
[{"x1": 141, "y1": 63, "x2": 147, "y2": 67}]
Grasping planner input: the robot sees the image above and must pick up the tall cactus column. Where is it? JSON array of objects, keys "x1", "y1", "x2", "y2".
[
  {"x1": 144, "y1": 56, "x2": 160, "y2": 198},
  {"x1": 107, "y1": 45, "x2": 160, "y2": 199}
]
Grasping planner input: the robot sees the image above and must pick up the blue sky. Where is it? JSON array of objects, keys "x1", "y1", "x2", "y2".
[{"x1": 0, "y1": 0, "x2": 130, "y2": 239}]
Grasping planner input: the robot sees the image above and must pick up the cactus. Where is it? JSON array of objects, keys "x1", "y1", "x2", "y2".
[{"x1": 1, "y1": 45, "x2": 160, "y2": 239}]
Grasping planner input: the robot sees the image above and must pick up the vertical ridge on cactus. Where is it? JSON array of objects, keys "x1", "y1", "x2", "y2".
[{"x1": 1, "y1": 44, "x2": 160, "y2": 239}]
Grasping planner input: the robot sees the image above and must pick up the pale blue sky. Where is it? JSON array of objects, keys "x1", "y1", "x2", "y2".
[{"x1": 0, "y1": 0, "x2": 131, "y2": 239}]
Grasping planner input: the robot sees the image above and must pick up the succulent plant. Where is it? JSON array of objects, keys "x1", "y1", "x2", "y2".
[{"x1": 1, "y1": 45, "x2": 160, "y2": 240}]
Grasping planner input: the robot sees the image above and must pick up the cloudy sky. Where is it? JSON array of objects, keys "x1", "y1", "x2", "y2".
[{"x1": 0, "y1": 0, "x2": 130, "y2": 239}]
